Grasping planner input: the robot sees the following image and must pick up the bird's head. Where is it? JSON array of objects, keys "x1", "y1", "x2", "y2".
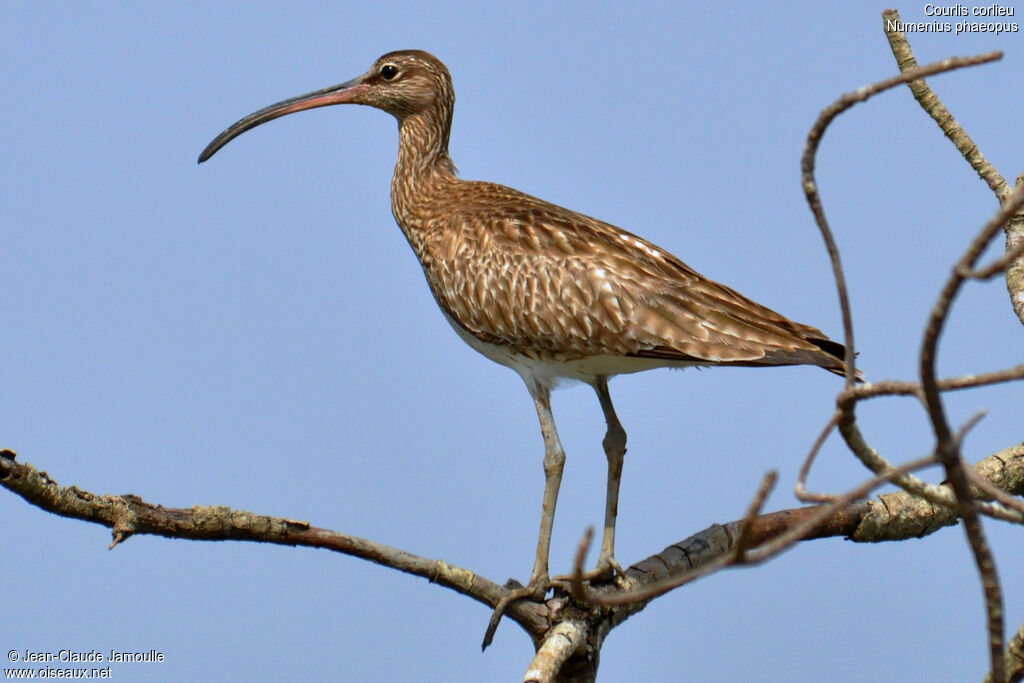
[{"x1": 198, "y1": 50, "x2": 453, "y2": 163}]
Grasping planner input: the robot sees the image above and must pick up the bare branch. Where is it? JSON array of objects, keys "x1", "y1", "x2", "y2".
[
  {"x1": 569, "y1": 527, "x2": 595, "y2": 602},
  {"x1": 919, "y1": 180, "x2": 1024, "y2": 450},
  {"x1": 1007, "y1": 185, "x2": 1024, "y2": 326},
  {"x1": 955, "y1": 410, "x2": 989, "y2": 447},
  {"x1": 0, "y1": 449, "x2": 549, "y2": 638},
  {"x1": 5, "y1": 434, "x2": 1022, "y2": 682},
  {"x1": 823, "y1": 366, "x2": 1024, "y2": 524},
  {"x1": 523, "y1": 621, "x2": 588, "y2": 683},
  {"x1": 883, "y1": 10, "x2": 1024, "y2": 329},
  {"x1": 589, "y1": 457, "x2": 939, "y2": 607},
  {"x1": 733, "y1": 471, "x2": 778, "y2": 562},
  {"x1": 842, "y1": 366, "x2": 1024, "y2": 402},
  {"x1": 835, "y1": 414, "x2": 1023, "y2": 524},
  {"x1": 795, "y1": 410, "x2": 841, "y2": 503},
  {"x1": 919, "y1": 185, "x2": 1024, "y2": 683},
  {"x1": 964, "y1": 463, "x2": 1024, "y2": 519},
  {"x1": 988, "y1": 620, "x2": 1024, "y2": 683},
  {"x1": 962, "y1": 238, "x2": 1024, "y2": 281},
  {"x1": 853, "y1": 444, "x2": 1024, "y2": 542},
  {"x1": 796, "y1": 55, "x2": 1013, "y2": 572},
  {"x1": 799, "y1": 364, "x2": 1024, "y2": 504},
  {"x1": 881, "y1": 9, "x2": 1008, "y2": 196},
  {"x1": 597, "y1": 445, "x2": 1024, "y2": 611},
  {"x1": 801, "y1": 48, "x2": 1002, "y2": 389}
]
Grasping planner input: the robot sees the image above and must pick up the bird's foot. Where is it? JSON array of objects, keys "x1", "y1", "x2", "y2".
[
  {"x1": 481, "y1": 577, "x2": 550, "y2": 651},
  {"x1": 554, "y1": 554, "x2": 626, "y2": 587},
  {"x1": 481, "y1": 558, "x2": 631, "y2": 649}
]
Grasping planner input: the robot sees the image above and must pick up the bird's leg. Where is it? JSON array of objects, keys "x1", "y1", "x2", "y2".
[
  {"x1": 551, "y1": 377, "x2": 627, "y2": 586},
  {"x1": 589, "y1": 377, "x2": 627, "y2": 580},
  {"x1": 482, "y1": 379, "x2": 565, "y2": 650},
  {"x1": 527, "y1": 380, "x2": 566, "y2": 590}
]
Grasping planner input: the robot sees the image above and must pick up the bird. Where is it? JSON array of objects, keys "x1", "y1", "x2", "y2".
[{"x1": 198, "y1": 49, "x2": 850, "y2": 630}]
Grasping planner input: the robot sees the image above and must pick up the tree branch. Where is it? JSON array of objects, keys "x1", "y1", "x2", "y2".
[
  {"x1": 524, "y1": 621, "x2": 588, "y2": 683},
  {"x1": 800, "y1": 46, "x2": 1002, "y2": 389},
  {"x1": 881, "y1": 9, "x2": 1008, "y2": 196},
  {"x1": 0, "y1": 448, "x2": 549, "y2": 639},
  {"x1": 6, "y1": 27, "x2": 1022, "y2": 682},
  {"x1": 797, "y1": 366, "x2": 1024, "y2": 505},
  {"x1": 917, "y1": 185, "x2": 1024, "y2": 683},
  {"x1": 589, "y1": 445, "x2": 1023, "y2": 612},
  {"x1": 882, "y1": 9, "x2": 1024, "y2": 328},
  {"x1": 8, "y1": 440, "x2": 1021, "y2": 672}
]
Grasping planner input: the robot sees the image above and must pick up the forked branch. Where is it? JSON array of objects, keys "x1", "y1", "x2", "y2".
[{"x1": 883, "y1": 8, "x2": 1024, "y2": 327}]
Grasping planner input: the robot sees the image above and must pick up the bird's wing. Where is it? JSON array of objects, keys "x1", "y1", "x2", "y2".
[{"x1": 424, "y1": 181, "x2": 846, "y2": 372}]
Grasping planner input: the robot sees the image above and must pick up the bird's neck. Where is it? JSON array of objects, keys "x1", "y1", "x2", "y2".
[
  {"x1": 391, "y1": 108, "x2": 458, "y2": 249},
  {"x1": 395, "y1": 107, "x2": 455, "y2": 177}
]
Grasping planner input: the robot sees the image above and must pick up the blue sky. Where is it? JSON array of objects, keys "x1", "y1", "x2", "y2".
[{"x1": 3, "y1": 3, "x2": 1023, "y2": 681}]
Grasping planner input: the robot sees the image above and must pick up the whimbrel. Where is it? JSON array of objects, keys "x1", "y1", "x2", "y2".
[{"x1": 199, "y1": 49, "x2": 849, "y2": 628}]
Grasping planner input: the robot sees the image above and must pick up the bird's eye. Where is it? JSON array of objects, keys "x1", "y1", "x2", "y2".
[{"x1": 380, "y1": 64, "x2": 399, "y2": 80}]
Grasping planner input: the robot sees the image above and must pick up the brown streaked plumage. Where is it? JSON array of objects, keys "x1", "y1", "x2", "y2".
[{"x1": 199, "y1": 49, "x2": 850, "y2": 632}]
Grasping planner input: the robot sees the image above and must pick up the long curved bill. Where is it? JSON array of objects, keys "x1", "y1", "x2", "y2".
[{"x1": 197, "y1": 77, "x2": 370, "y2": 163}]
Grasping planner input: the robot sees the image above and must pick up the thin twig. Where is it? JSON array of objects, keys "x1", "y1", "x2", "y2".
[
  {"x1": 801, "y1": 48, "x2": 1002, "y2": 390},
  {"x1": 954, "y1": 410, "x2": 989, "y2": 446},
  {"x1": 795, "y1": 411, "x2": 842, "y2": 503},
  {"x1": 733, "y1": 471, "x2": 778, "y2": 561},
  {"x1": 917, "y1": 170, "x2": 1024, "y2": 683},
  {"x1": 600, "y1": 443, "x2": 1018, "y2": 612},
  {"x1": 799, "y1": 52, "x2": 1005, "y2": 539},
  {"x1": 798, "y1": 48, "x2": 1015, "y2": 525},
  {"x1": 570, "y1": 527, "x2": 595, "y2": 602},
  {"x1": 962, "y1": 236, "x2": 1024, "y2": 281},
  {"x1": 841, "y1": 366, "x2": 1024, "y2": 402},
  {"x1": 822, "y1": 182, "x2": 1024, "y2": 529},
  {"x1": 799, "y1": 363, "x2": 1024, "y2": 503},
  {"x1": 835, "y1": 414, "x2": 1023, "y2": 524},
  {"x1": 881, "y1": 9, "x2": 1008, "y2": 197},
  {"x1": 884, "y1": 9, "x2": 1024, "y2": 329}
]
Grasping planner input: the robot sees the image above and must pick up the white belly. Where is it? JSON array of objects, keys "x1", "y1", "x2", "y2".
[{"x1": 441, "y1": 311, "x2": 700, "y2": 389}]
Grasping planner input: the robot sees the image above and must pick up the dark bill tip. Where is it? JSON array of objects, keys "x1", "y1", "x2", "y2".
[{"x1": 197, "y1": 78, "x2": 368, "y2": 164}]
